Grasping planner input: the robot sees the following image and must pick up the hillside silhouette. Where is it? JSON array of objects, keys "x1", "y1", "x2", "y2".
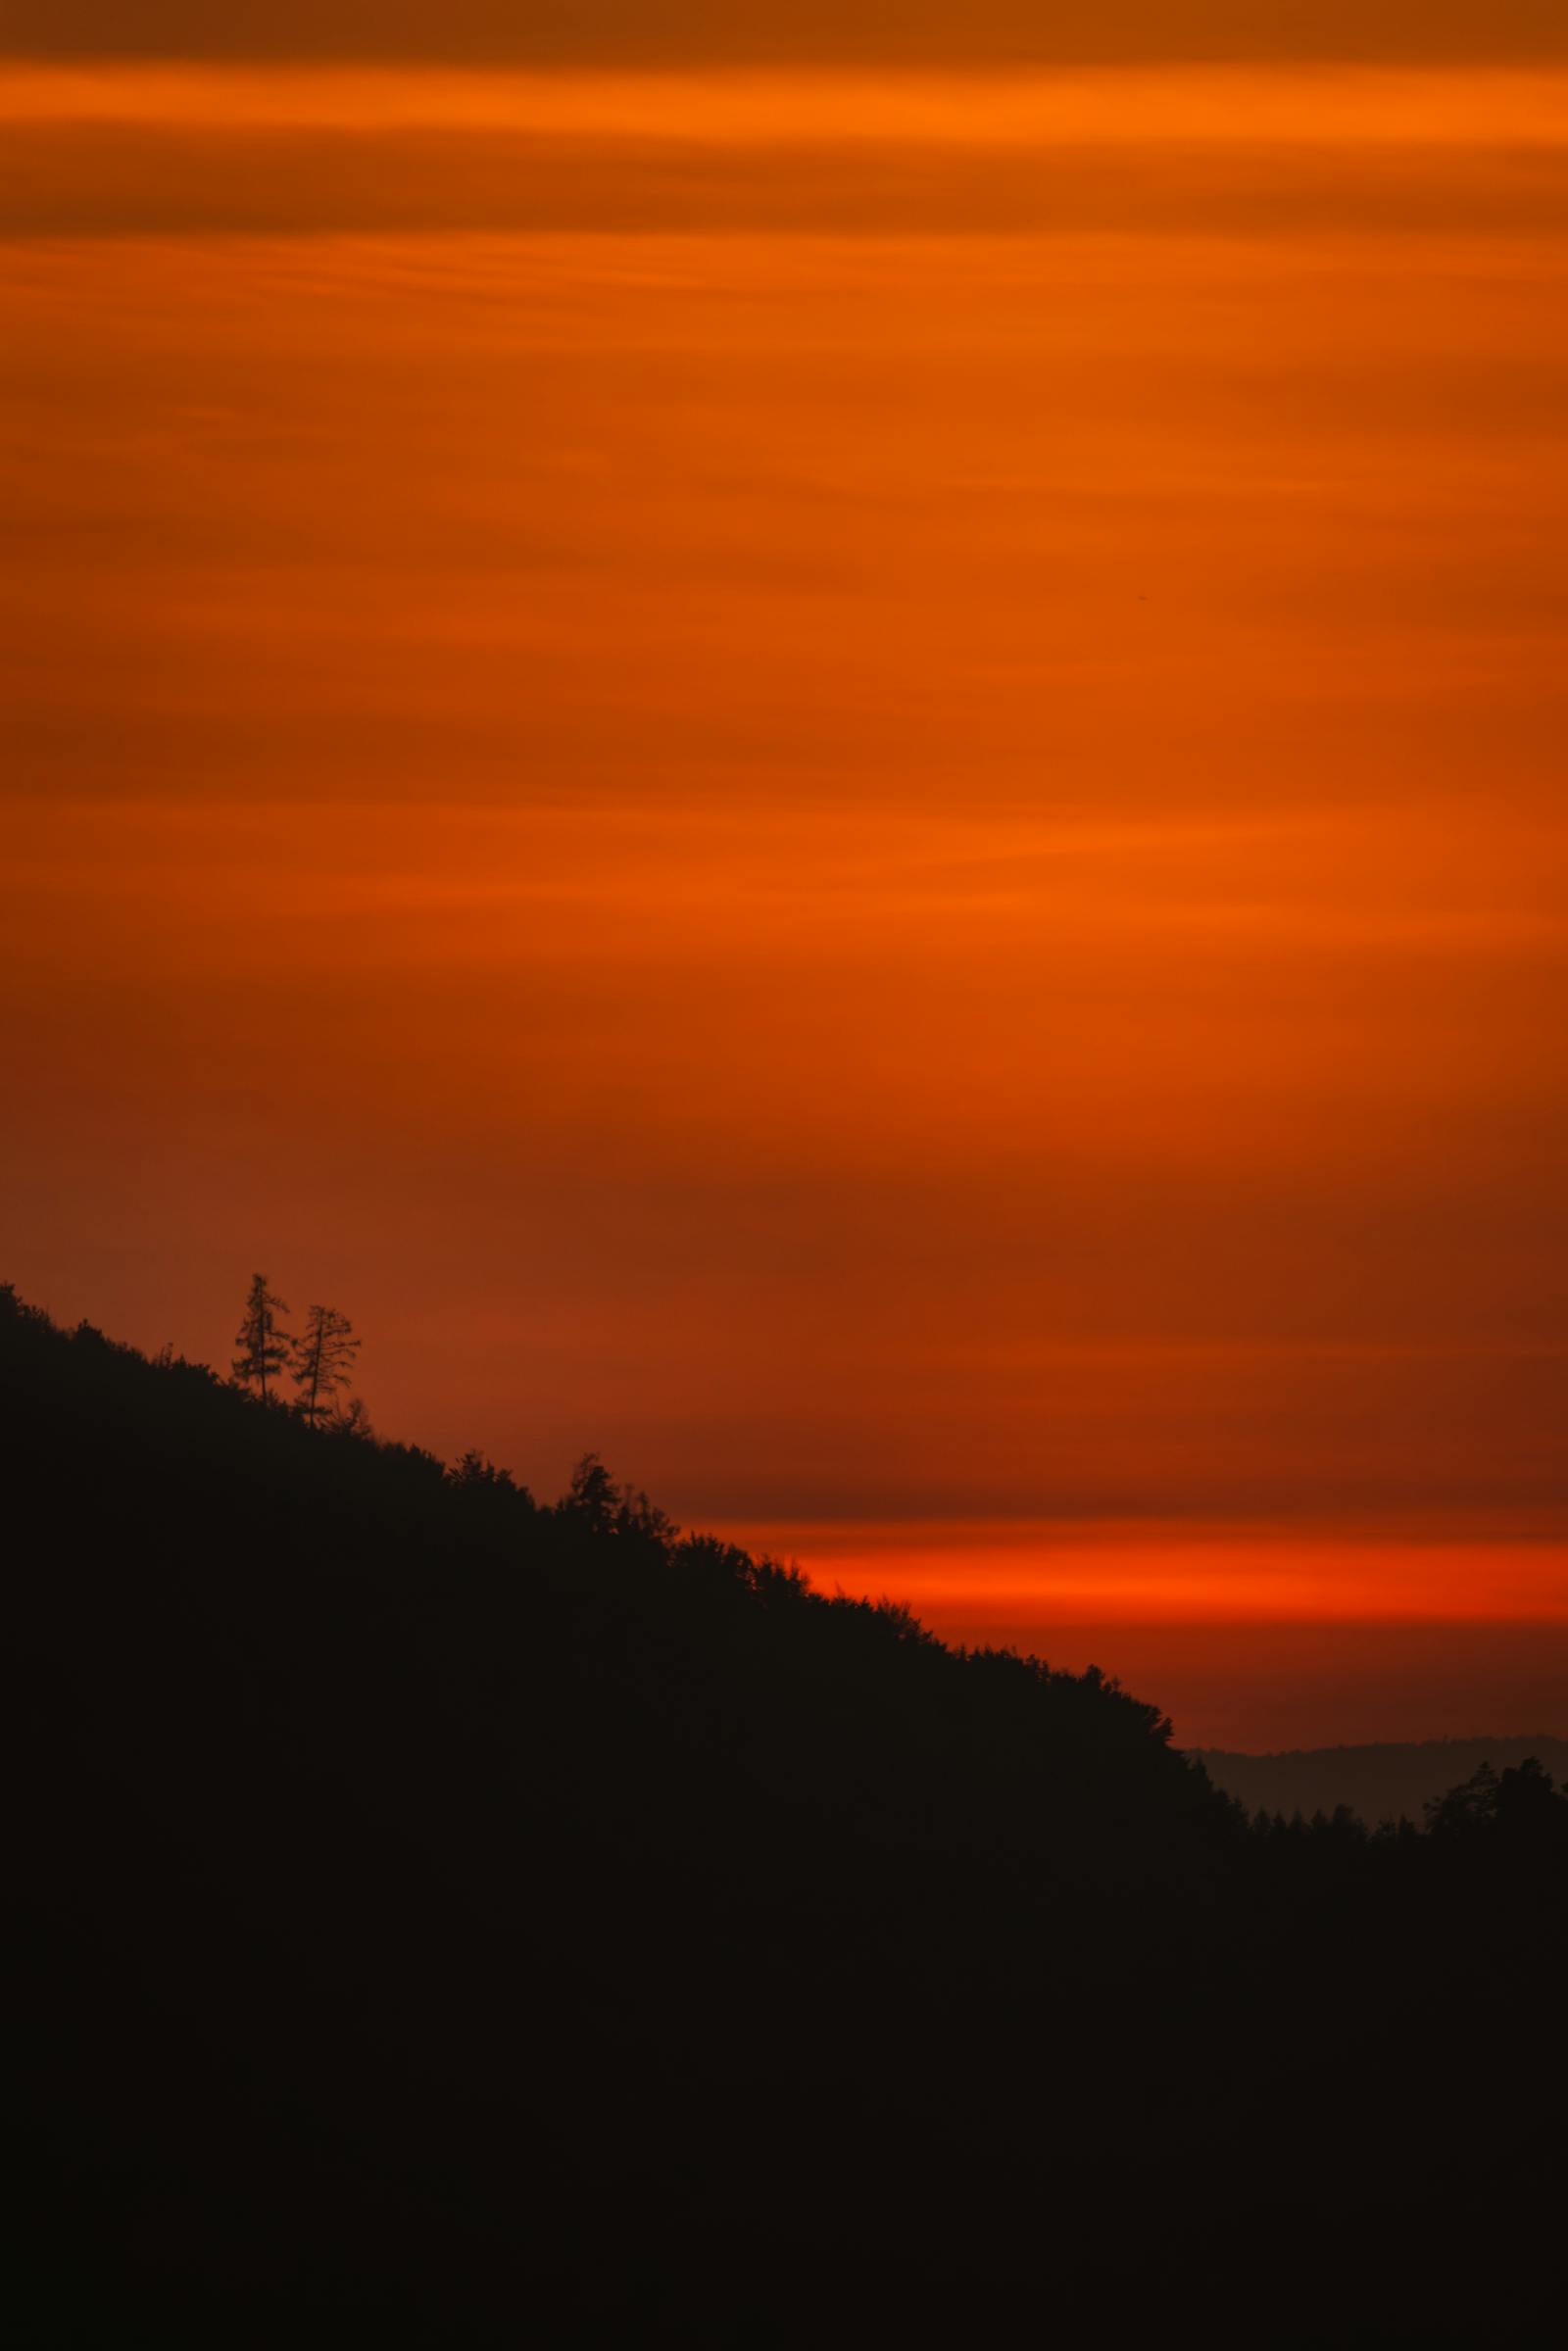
[{"x1": 8, "y1": 1286, "x2": 1565, "y2": 2346}]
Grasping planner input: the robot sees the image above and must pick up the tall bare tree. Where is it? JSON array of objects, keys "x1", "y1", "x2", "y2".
[
  {"x1": 232, "y1": 1273, "x2": 291, "y2": 1402},
  {"x1": 290, "y1": 1303, "x2": 361, "y2": 1426}
]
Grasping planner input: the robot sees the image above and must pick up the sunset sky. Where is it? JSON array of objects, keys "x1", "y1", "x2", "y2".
[{"x1": 4, "y1": 7, "x2": 1566, "y2": 1745}]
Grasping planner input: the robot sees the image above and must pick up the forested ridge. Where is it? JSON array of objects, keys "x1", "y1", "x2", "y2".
[{"x1": 8, "y1": 1286, "x2": 1565, "y2": 2345}]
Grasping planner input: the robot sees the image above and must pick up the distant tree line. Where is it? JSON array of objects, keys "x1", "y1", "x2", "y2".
[{"x1": 1239, "y1": 1751, "x2": 1568, "y2": 1850}]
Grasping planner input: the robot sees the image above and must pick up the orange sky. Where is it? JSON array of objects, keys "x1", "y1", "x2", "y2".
[{"x1": 3, "y1": 49, "x2": 1566, "y2": 1745}]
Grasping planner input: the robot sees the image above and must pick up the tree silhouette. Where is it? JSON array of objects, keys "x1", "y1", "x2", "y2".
[
  {"x1": 231, "y1": 1272, "x2": 291, "y2": 1402},
  {"x1": 1495, "y1": 1753, "x2": 1560, "y2": 1824},
  {"x1": 1425, "y1": 1759, "x2": 1501, "y2": 1838},
  {"x1": 562, "y1": 1451, "x2": 619, "y2": 1533},
  {"x1": 334, "y1": 1394, "x2": 375, "y2": 1441},
  {"x1": 561, "y1": 1450, "x2": 676, "y2": 1542},
  {"x1": 290, "y1": 1303, "x2": 361, "y2": 1426}
]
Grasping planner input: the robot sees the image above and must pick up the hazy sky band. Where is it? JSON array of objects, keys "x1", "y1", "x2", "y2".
[
  {"x1": 7, "y1": 67, "x2": 1568, "y2": 133},
  {"x1": 9, "y1": 68, "x2": 1568, "y2": 237},
  {"x1": 9, "y1": 1, "x2": 1568, "y2": 66}
]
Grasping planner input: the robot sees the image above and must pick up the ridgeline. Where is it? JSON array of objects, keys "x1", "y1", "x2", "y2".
[{"x1": 8, "y1": 1287, "x2": 1565, "y2": 2345}]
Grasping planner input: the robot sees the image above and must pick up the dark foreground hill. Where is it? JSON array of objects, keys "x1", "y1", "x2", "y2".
[
  {"x1": 7, "y1": 1288, "x2": 1565, "y2": 2346},
  {"x1": 1198, "y1": 1736, "x2": 1568, "y2": 1829}
]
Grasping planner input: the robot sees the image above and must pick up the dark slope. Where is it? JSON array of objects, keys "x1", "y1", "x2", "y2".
[{"x1": 7, "y1": 1287, "x2": 1565, "y2": 2346}]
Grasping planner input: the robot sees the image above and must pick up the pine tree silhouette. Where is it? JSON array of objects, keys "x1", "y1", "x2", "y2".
[
  {"x1": 290, "y1": 1303, "x2": 361, "y2": 1426},
  {"x1": 231, "y1": 1272, "x2": 291, "y2": 1402}
]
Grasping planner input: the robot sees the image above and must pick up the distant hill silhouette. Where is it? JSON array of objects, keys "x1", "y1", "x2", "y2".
[
  {"x1": 1198, "y1": 1736, "x2": 1568, "y2": 1828},
  {"x1": 7, "y1": 1285, "x2": 1565, "y2": 2347}
]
